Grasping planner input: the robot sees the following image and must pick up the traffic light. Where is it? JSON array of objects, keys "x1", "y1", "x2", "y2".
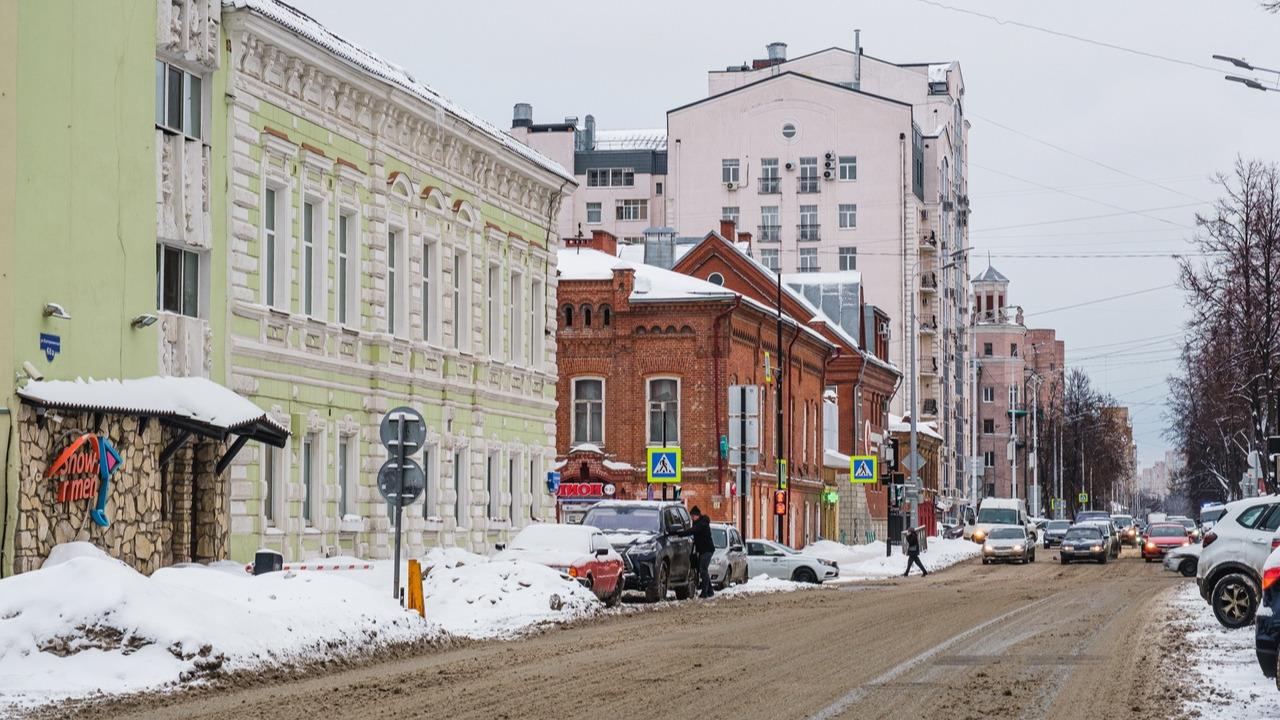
[
  {"x1": 773, "y1": 490, "x2": 788, "y2": 516},
  {"x1": 672, "y1": 484, "x2": 682, "y2": 500}
]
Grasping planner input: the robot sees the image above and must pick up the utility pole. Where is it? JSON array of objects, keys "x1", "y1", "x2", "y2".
[
  {"x1": 775, "y1": 270, "x2": 785, "y2": 544},
  {"x1": 909, "y1": 259, "x2": 920, "y2": 532},
  {"x1": 1010, "y1": 383, "x2": 1018, "y2": 502},
  {"x1": 970, "y1": 354, "x2": 979, "y2": 508},
  {"x1": 1030, "y1": 375, "x2": 1040, "y2": 517}
]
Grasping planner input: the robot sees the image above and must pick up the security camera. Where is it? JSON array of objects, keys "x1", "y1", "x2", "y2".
[
  {"x1": 42, "y1": 303, "x2": 70, "y2": 320},
  {"x1": 21, "y1": 361, "x2": 44, "y2": 382}
]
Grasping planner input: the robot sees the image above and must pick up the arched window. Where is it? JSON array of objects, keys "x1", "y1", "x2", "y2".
[
  {"x1": 582, "y1": 304, "x2": 592, "y2": 327},
  {"x1": 563, "y1": 304, "x2": 574, "y2": 327},
  {"x1": 601, "y1": 305, "x2": 612, "y2": 326},
  {"x1": 707, "y1": 272, "x2": 725, "y2": 286}
]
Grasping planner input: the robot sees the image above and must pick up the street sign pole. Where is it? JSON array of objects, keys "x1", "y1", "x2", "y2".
[
  {"x1": 392, "y1": 416, "x2": 406, "y2": 602},
  {"x1": 379, "y1": 406, "x2": 426, "y2": 604},
  {"x1": 740, "y1": 385, "x2": 748, "y2": 539}
]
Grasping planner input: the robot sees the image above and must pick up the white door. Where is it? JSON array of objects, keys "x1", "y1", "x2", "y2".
[{"x1": 1237, "y1": 502, "x2": 1280, "y2": 569}]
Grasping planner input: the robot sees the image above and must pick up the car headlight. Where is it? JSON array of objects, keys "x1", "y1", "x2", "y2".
[
  {"x1": 973, "y1": 530, "x2": 987, "y2": 542},
  {"x1": 1012, "y1": 544, "x2": 1024, "y2": 552},
  {"x1": 629, "y1": 540, "x2": 659, "y2": 555},
  {"x1": 1090, "y1": 545, "x2": 1101, "y2": 552},
  {"x1": 982, "y1": 544, "x2": 993, "y2": 554},
  {"x1": 818, "y1": 559, "x2": 837, "y2": 568}
]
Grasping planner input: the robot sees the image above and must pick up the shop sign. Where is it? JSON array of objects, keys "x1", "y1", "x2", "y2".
[
  {"x1": 45, "y1": 433, "x2": 122, "y2": 527},
  {"x1": 557, "y1": 482, "x2": 615, "y2": 499}
]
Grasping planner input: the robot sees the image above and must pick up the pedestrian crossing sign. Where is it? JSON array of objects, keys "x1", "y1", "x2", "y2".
[
  {"x1": 647, "y1": 447, "x2": 682, "y2": 484},
  {"x1": 850, "y1": 455, "x2": 878, "y2": 484}
]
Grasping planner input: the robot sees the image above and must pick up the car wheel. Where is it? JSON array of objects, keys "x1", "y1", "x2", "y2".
[
  {"x1": 982, "y1": 558, "x2": 990, "y2": 565},
  {"x1": 674, "y1": 561, "x2": 697, "y2": 600},
  {"x1": 644, "y1": 561, "x2": 670, "y2": 603},
  {"x1": 604, "y1": 575, "x2": 624, "y2": 608},
  {"x1": 1060, "y1": 556, "x2": 1068, "y2": 565},
  {"x1": 1180, "y1": 559, "x2": 1197, "y2": 578},
  {"x1": 792, "y1": 567, "x2": 818, "y2": 584},
  {"x1": 1211, "y1": 573, "x2": 1259, "y2": 629}
]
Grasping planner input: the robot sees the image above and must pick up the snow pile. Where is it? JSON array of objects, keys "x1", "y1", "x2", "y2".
[
  {"x1": 801, "y1": 537, "x2": 981, "y2": 580},
  {"x1": 717, "y1": 574, "x2": 812, "y2": 597},
  {"x1": 423, "y1": 560, "x2": 601, "y2": 639},
  {"x1": 0, "y1": 543, "x2": 432, "y2": 711},
  {"x1": 1171, "y1": 582, "x2": 1274, "y2": 717},
  {"x1": 422, "y1": 546, "x2": 489, "y2": 570}
]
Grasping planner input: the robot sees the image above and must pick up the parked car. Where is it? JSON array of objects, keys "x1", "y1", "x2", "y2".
[
  {"x1": 1164, "y1": 543, "x2": 1200, "y2": 577},
  {"x1": 1141, "y1": 522, "x2": 1192, "y2": 562},
  {"x1": 494, "y1": 523, "x2": 624, "y2": 606},
  {"x1": 981, "y1": 526, "x2": 1035, "y2": 564},
  {"x1": 1076, "y1": 510, "x2": 1111, "y2": 525},
  {"x1": 1201, "y1": 502, "x2": 1227, "y2": 533},
  {"x1": 708, "y1": 523, "x2": 747, "y2": 589},
  {"x1": 745, "y1": 539, "x2": 838, "y2": 583},
  {"x1": 1059, "y1": 524, "x2": 1109, "y2": 564},
  {"x1": 1253, "y1": 543, "x2": 1280, "y2": 687},
  {"x1": 581, "y1": 501, "x2": 697, "y2": 603},
  {"x1": 1169, "y1": 515, "x2": 1202, "y2": 543},
  {"x1": 941, "y1": 522, "x2": 965, "y2": 540},
  {"x1": 1042, "y1": 519, "x2": 1071, "y2": 548},
  {"x1": 1113, "y1": 514, "x2": 1139, "y2": 547},
  {"x1": 1197, "y1": 495, "x2": 1280, "y2": 628}
]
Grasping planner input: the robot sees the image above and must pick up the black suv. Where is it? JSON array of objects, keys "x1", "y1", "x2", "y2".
[{"x1": 581, "y1": 501, "x2": 697, "y2": 603}]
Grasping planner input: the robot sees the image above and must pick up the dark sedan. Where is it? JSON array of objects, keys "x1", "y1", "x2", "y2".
[
  {"x1": 1059, "y1": 525, "x2": 1109, "y2": 564},
  {"x1": 1042, "y1": 519, "x2": 1071, "y2": 548}
]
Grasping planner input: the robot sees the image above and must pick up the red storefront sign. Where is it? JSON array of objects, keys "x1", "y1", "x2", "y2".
[
  {"x1": 557, "y1": 482, "x2": 615, "y2": 499},
  {"x1": 45, "y1": 432, "x2": 122, "y2": 527}
]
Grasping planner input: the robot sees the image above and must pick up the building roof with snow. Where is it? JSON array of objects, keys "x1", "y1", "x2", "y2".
[{"x1": 973, "y1": 265, "x2": 1009, "y2": 283}]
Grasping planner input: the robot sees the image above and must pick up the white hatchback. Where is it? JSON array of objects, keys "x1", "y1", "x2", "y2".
[
  {"x1": 745, "y1": 539, "x2": 838, "y2": 584},
  {"x1": 1197, "y1": 495, "x2": 1280, "y2": 628}
]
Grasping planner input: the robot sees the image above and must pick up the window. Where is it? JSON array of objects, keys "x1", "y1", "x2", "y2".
[
  {"x1": 839, "y1": 155, "x2": 857, "y2": 181},
  {"x1": 337, "y1": 213, "x2": 355, "y2": 325},
  {"x1": 563, "y1": 304, "x2": 574, "y2": 327},
  {"x1": 509, "y1": 456, "x2": 519, "y2": 522},
  {"x1": 760, "y1": 248, "x2": 780, "y2": 272},
  {"x1": 839, "y1": 204, "x2": 857, "y2": 229},
  {"x1": 782, "y1": 123, "x2": 797, "y2": 139},
  {"x1": 422, "y1": 445, "x2": 438, "y2": 519},
  {"x1": 531, "y1": 279, "x2": 545, "y2": 368},
  {"x1": 760, "y1": 158, "x2": 780, "y2": 193},
  {"x1": 707, "y1": 272, "x2": 724, "y2": 286},
  {"x1": 156, "y1": 243, "x2": 199, "y2": 317},
  {"x1": 573, "y1": 378, "x2": 604, "y2": 444},
  {"x1": 722, "y1": 159, "x2": 740, "y2": 185},
  {"x1": 453, "y1": 250, "x2": 470, "y2": 350},
  {"x1": 1010, "y1": 385, "x2": 1020, "y2": 406},
  {"x1": 263, "y1": 446, "x2": 278, "y2": 526},
  {"x1": 338, "y1": 437, "x2": 353, "y2": 519},
  {"x1": 302, "y1": 201, "x2": 318, "y2": 316},
  {"x1": 263, "y1": 186, "x2": 285, "y2": 310},
  {"x1": 656, "y1": 182, "x2": 664, "y2": 196},
  {"x1": 649, "y1": 378, "x2": 680, "y2": 445},
  {"x1": 1010, "y1": 343, "x2": 1019, "y2": 357},
  {"x1": 838, "y1": 247, "x2": 857, "y2": 271},
  {"x1": 488, "y1": 452, "x2": 501, "y2": 520},
  {"x1": 984, "y1": 451, "x2": 996, "y2": 468},
  {"x1": 530, "y1": 456, "x2": 542, "y2": 515},
  {"x1": 509, "y1": 271, "x2": 524, "y2": 364},
  {"x1": 586, "y1": 202, "x2": 602, "y2": 224},
  {"x1": 586, "y1": 168, "x2": 634, "y2": 187},
  {"x1": 983, "y1": 419, "x2": 995, "y2": 434},
  {"x1": 799, "y1": 205, "x2": 818, "y2": 241},
  {"x1": 1236, "y1": 504, "x2": 1270, "y2": 529},
  {"x1": 422, "y1": 240, "x2": 439, "y2": 342},
  {"x1": 616, "y1": 199, "x2": 648, "y2": 222},
  {"x1": 302, "y1": 435, "x2": 316, "y2": 526},
  {"x1": 582, "y1": 304, "x2": 592, "y2": 327},
  {"x1": 722, "y1": 206, "x2": 740, "y2": 224},
  {"x1": 982, "y1": 386, "x2": 995, "y2": 403},
  {"x1": 799, "y1": 248, "x2": 819, "y2": 272},
  {"x1": 488, "y1": 264, "x2": 502, "y2": 359},
  {"x1": 387, "y1": 230, "x2": 399, "y2": 333},
  {"x1": 601, "y1": 305, "x2": 611, "y2": 326},
  {"x1": 798, "y1": 157, "x2": 818, "y2": 193},
  {"x1": 155, "y1": 59, "x2": 202, "y2": 139},
  {"x1": 983, "y1": 342, "x2": 993, "y2": 357},
  {"x1": 453, "y1": 451, "x2": 468, "y2": 526},
  {"x1": 760, "y1": 206, "x2": 780, "y2": 242}
]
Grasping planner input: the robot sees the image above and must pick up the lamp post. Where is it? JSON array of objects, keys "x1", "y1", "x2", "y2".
[{"x1": 1213, "y1": 54, "x2": 1280, "y2": 92}]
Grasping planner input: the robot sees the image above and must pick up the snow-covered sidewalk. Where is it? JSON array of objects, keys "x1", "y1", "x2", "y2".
[
  {"x1": 1168, "y1": 582, "x2": 1276, "y2": 717},
  {"x1": 801, "y1": 537, "x2": 982, "y2": 581}
]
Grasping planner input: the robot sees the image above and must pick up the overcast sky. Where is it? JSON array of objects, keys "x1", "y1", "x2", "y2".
[{"x1": 292, "y1": 0, "x2": 1279, "y2": 466}]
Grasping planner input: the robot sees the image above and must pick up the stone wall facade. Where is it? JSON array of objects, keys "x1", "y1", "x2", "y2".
[{"x1": 12, "y1": 404, "x2": 229, "y2": 575}]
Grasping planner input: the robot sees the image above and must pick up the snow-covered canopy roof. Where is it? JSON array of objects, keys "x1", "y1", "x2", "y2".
[
  {"x1": 18, "y1": 377, "x2": 289, "y2": 446},
  {"x1": 558, "y1": 248, "x2": 737, "y2": 303},
  {"x1": 888, "y1": 413, "x2": 944, "y2": 441},
  {"x1": 593, "y1": 128, "x2": 667, "y2": 151},
  {"x1": 928, "y1": 62, "x2": 955, "y2": 84},
  {"x1": 973, "y1": 265, "x2": 1009, "y2": 283},
  {"x1": 824, "y1": 448, "x2": 852, "y2": 470},
  {"x1": 226, "y1": 0, "x2": 573, "y2": 183}
]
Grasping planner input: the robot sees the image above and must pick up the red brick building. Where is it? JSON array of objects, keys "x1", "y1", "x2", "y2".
[{"x1": 554, "y1": 231, "x2": 834, "y2": 545}]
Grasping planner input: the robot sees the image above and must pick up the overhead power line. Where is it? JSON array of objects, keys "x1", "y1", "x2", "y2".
[
  {"x1": 972, "y1": 163, "x2": 1196, "y2": 230},
  {"x1": 975, "y1": 202, "x2": 1207, "y2": 232},
  {"x1": 1023, "y1": 283, "x2": 1177, "y2": 318}
]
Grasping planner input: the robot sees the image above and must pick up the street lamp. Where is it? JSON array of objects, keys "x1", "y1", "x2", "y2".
[
  {"x1": 1226, "y1": 75, "x2": 1269, "y2": 91},
  {"x1": 1214, "y1": 54, "x2": 1280, "y2": 92}
]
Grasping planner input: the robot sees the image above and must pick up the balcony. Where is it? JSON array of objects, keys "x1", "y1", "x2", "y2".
[
  {"x1": 919, "y1": 315, "x2": 937, "y2": 334},
  {"x1": 923, "y1": 399, "x2": 939, "y2": 416},
  {"x1": 758, "y1": 224, "x2": 782, "y2": 243},
  {"x1": 920, "y1": 272, "x2": 938, "y2": 293},
  {"x1": 797, "y1": 223, "x2": 821, "y2": 242},
  {"x1": 797, "y1": 177, "x2": 820, "y2": 194},
  {"x1": 758, "y1": 177, "x2": 781, "y2": 194},
  {"x1": 920, "y1": 231, "x2": 938, "y2": 251},
  {"x1": 921, "y1": 355, "x2": 939, "y2": 376}
]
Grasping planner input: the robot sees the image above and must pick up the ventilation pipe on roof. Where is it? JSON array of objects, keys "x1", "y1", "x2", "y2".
[
  {"x1": 853, "y1": 30, "x2": 862, "y2": 90},
  {"x1": 767, "y1": 42, "x2": 787, "y2": 63},
  {"x1": 512, "y1": 102, "x2": 532, "y2": 128},
  {"x1": 584, "y1": 114, "x2": 596, "y2": 151}
]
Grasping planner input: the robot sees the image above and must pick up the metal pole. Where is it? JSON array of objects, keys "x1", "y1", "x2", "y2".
[
  {"x1": 776, "y1": 270, "x2": 785, "y2": 544},
  {"x1": 1031, "y1": 377, "x2": 1039, "y2": 517},
  {"x1": 970, "y1": 354, "x2": 978, "y2": 507},
  {"x1": 392, "y1": 417, "x2": 406, "y2": 601},
  {"x1": 740, "y1": 385, "x2": 748, "y2": 540},
  {"x1": 909, "y1": 261, "x2": 920, "y2": 532},
  {"x1": 1010, "y1": 386, "x2": 1017, "y2": 502},
  {"x1": 661, "y1": 412, "x2": 668, "y2": 502}
]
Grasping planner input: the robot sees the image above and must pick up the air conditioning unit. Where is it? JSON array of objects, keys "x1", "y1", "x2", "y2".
[
  {"x1": 725, "y1": 181, "x2": 737, "y2": 190},
  {"x1": 784, "y1": 161, "x2": 795, "y2": 172},
  {"x1": 822, "y1": 170, "x2": 834, "y2": 180},
  {"x1": 824, "y1": 151, "x2": 836, "y2": 162}
]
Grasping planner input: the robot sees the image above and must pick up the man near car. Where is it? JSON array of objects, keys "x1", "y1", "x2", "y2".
[
  {"x1": 903, "y1": 527, "x2": 928, "y2": 578},
  {"x1": 679, "y1": 506, "x2": 716, "y2": 599}
]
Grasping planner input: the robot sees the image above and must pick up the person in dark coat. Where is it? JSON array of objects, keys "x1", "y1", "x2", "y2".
[
  {"x1": 903, "y1": 527, "x2": 928, "y2": 577},
  {"x1": 681, "y1": 506, "x2": 716, "y2": 598}
]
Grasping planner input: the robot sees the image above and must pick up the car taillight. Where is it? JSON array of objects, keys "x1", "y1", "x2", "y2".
[
  {"x1": 1203, "y1": 531, "x2": 1217, "y2": 548},
  {"x1": 568, "y1": 566, "x2": 579, "y2": 578},
  {"x1": 1264, "y1": 566, "x2": 1280, "y2": 591},
  {"x1": 1272, "y1": 537, "x2": 1280, "y2": 551}
]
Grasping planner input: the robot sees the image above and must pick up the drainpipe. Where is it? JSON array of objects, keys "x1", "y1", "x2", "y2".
[{"x1": 712, "y1": 296, "x2": 742, "y2": 509}]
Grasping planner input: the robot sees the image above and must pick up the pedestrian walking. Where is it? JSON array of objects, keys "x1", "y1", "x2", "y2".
[
  {"x1": 680, "y1": 506, "x2": 716, "y2": 598},
  {"x1": 903, "y1": 526, "x2": 928, "y2": 577}
]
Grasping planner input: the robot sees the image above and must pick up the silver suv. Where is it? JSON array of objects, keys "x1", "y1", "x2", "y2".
[{"x1": 1196, "y1": 495, "x2": 1280, "y2": 628}]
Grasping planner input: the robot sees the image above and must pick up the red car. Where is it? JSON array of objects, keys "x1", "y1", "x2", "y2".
[
  {"x1": 494, "y1": 523, "x2": 625, "y2": 606},
  {"x1": 1141, "y1": 522, "x2": 1192, "y2": 561}
]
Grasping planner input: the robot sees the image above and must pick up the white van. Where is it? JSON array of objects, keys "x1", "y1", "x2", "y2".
[{"x1": 968, "y1": 497, "x2": 1034, "y2": 543}]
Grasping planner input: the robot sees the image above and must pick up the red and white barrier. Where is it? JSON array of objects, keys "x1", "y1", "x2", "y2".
[{"x1": 244, "y1": 562, "x2": 374, "y2": 574}]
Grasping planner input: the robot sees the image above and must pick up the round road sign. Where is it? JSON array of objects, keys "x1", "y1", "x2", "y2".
[
  {"x1": 379, "y1": 406, "x2": 426, "y2": 455},
  {"x1": 378, "y1": 458, "x2": 426, "y2": 507}
]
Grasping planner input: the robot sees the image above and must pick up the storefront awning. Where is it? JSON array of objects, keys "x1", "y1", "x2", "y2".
[{"x1": 17, "y1": 376, "x2": 288, "y2": 448}]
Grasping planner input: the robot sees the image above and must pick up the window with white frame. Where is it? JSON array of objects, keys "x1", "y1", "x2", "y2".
[
  {"x1": 799, "y1": 247, "x2": 819, "y2": 272},
  {"x1": 302, "y1": 201, "x2": 320, "y2": 317},
  {"x1": 799, "y1": 157, "x2": 819, "y2": 192},
  {"x1": 838, "y1": 247, "x2": 857, "y2": 271},
  {"x1": 760, "y1": 206, "x2": 780, "y2": 242},
  {"x1": 722, "y1": 206, "x2": 740, "y2": 224},
  {"x1": 531, "y1": 278, "x2": 545, "y2": 369},
  {"x1": 823, "y1": 386, "x2": 839, "y2": 451},
  {"x1": 487, "y1": 263, "x2": 503, "y2": 359},
  {"x1": 839, "y1": 203, "x2": 857, "y2": 229},
  {"x1": 509, "y1": 271, "x2": 524, "y2": 364},
  {"x1": 721, "y1": 159, "x2": 740, "y2": 185},
  {"x1": 838, "y1": 155, "x2": 857, "y2": 181},
  {"x1": 302, "y1": 435, "x2": 317, "y2": 526},
  {"x1": 508, "y1": 455, "x2": 519, "y2": 522},
  {"x1": 530, "y1": 455, "x2": 542, "y2": 515},
  {"x1": 573, "y1": 378, "x2": 604, "y2": 444},
  {"x1": 453, "y1": 450, "x2": 468, "y2": 526},
  {"x1": 982, "y1": 386, "x2": 995, "y2": 403},
  {"x1": 422, "y1": 444, "x2": 438, "y2": 519},
  {"x1": 615, "y1": 199, "x2": 648, "y2": 222},
  {"x1": 337, "y1": 212, "x2": 356, "y2": 326},
  {"x1": 156, "y1": 243, "x2": 200, "y2": 317},
  {"x1": 338, "y1": 436, "x2": 354, "y2": 519},
  {"x1": 264, "y1": 445, "x2": 279, "y2": 526},
  {"x1": 263, "y1": 186, "x2": 287, "y2": 310},
  {"x1": 388, "y1": 229, "x2": 407, "y2": 335},
  {"x1": 760, "y1": 248, "x2": 779, "y2": 272},
  {"x1": 453, "y1": 249, "x2": 471, "y2": 351},
  {"x1": 586, "y1": 202, "x2": 602, "y2": 224},
  {"x1": 487, "y1": 452, "x2": 502, "y2": 520},
  {"x1": 647, "y1": 378, "x2": 679, "y2": 445},
  {"x1": 422, "y1": 239, "x2": 439, "y2": 343},
  {"x1": 586, "y1": 168, "x2": 634, "y2": 187},
  {"x1": 155, "y1": 59, "x2": 202, "y2": 140},
  {"x1": 799, "y1": 205, "x2": 819, "y2": 241},
  {"x1": 760, "y1": 158, "x2": 780, "y2": 193},
  {"x1": 983, "y1": 450, "x2": 996, "y2": 468}
]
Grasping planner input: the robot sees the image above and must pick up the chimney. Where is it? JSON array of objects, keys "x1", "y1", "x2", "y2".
[
  {"x1": 719, "y1": 218, "x2": 736, "y2": 240},
  {"x1": 737, "y1": 231, "x2": 752, "y2": 254},
  {"x1": 853, "y1": 30, "x2": 862, "y2": 90},
  {"x1": 564, "y1": 116, "x2": 579, "y2": 127},
  {"x1": 512, "y1": 102, "x2": 533, "y2": 128},
  {"x1": 584, "y1": 114, "x2": 596, "y2": 150},
  {"x1": 590, "y1": 229, "x2": 618, "y2": 256},
  {"x1": 766, "y1": 42, "x2": 787, "y2": 64},
  {"x1": 643, "y1": 227, "x2": 678, "y2": 270}
]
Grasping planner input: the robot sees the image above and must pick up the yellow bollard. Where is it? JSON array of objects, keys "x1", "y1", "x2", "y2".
[{"x1": 407, "y1": 559, "x2": 425, "y2": 618}]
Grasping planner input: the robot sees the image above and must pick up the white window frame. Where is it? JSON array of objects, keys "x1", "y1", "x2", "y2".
[
  {"x1": 646, "y1": 376, "x2": 681, "y2": 446},
  {"x1": 422, "y1": 443, "x2": 439, "y2": 520},
  {"x1": 155, "y1": 59, "x2": 204, "y2": 140},
  {"x1": 721, "y1": 206, "x2": 740, "y2": 223},
  {"x1": 301, "y1": 197, "x2": 325, "y2": 318},
  {"x1": 839, "y1": 203, "x2": 858, "y2": 229},
  {"x1": 302, "y1": 434, "x2": 318, "y2": 527},
  {"x1": 453, "y1": 450, "x2": 470, "y2": 528},
  {"x1": 422, "y1": 238, "x2": 440, "y2": 344},
  {"x1": 262, "y1": 184, "x2": 290, "y2": 311},
  {"x1": 721, "y1": 159, "x2": 740, "y2": 185},
  {"x1": 760, "y1": 248, "x2": 780, "y2": 272},
  {"x1": 838, "y1": 247, "x2": 857, "y2": 271},
  {"x1": 337, "y1": 434, "x2": 356, "y2": 519},
  {"x1": 453, "y1": 248, "x2": 472, "y2": 352},
  {"x1": 838, "y1": 155, "x2": 857, "y2": 181},
  {"x1": 984, "y1": 450, "x2": 996, "y2": 468},
  {"x1": 487, "y1": 450, "x2": 503, "y2": 521},
  {"x1": 799, "y1": 247, "x2": 819, "y2": 272},
  {"x1": 615, "y1": 199, "x2": 648, "y2": 222},
  {"x1": 156, "y1": 242, "x2": 202, "y2": 318},
  {"x1": 586, "y1": 202, "x2": 602, "y2": 224},
  {"x1": 509, "y1": 453, "x2": 521, "y2": 523},
  {"x1": 336, "y1": 210, "x2": 359, "y2": 327},
  {"x1": 982, "y1": 386, "x2": 995, "y2": 403},
  {"x1": 509, "y1": 270, "x2": 524, "y2": 365},
  {"x1": 263, "y1": 445, "x2": 282, "y2": 528},
  {"x1": 531, "y1": 278, "x2": 545, "y2": 370},
  {"x1": 572, "y1": 377, "x2": 605, "y2": 445},
  {"x1": 530, "y1": 455, "x2": 543, "y2": 516},
  {"x1": 487, "y1": 262, "x2": 503, "y2": 360},
  {"x1": 387, "y1": 227, "x2": 408, "y2": 336}
]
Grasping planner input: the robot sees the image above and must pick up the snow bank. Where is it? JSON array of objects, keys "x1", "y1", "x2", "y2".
[
  {"x1": 1171, "y1": 582, "x2": 1275, "y2": 717},
  {"x1": 717, "y1": 574, "x2": 812, "y2": 597},
  {"x1": 801, "y1": 537, "x2": 981, "y2": 580},
  {"x1": 423, "y1": 560, "x2": 600, "y2": 639},
  {"x1": 0, "y1": 543, "x2": 432, "y2": 711}
]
